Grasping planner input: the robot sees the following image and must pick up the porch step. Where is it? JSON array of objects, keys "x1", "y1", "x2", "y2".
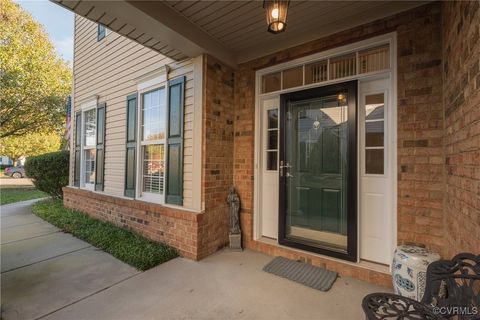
[{"x1": 263, "y1": 256, "x2": 338, "y2": 291}]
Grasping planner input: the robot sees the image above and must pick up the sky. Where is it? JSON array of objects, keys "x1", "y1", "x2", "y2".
[{"x1": 14, "y1": 0, "x2": 74, "y2": 66}]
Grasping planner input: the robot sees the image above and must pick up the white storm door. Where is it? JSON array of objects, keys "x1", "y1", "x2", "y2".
[
  {"x1": 260, "y1": 97, "x2": 280, "y2": 239},
  {"x1": 359, "y1": 78, "x2": 393, "y2": 265}
]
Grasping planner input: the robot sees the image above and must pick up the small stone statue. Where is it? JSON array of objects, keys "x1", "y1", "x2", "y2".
[
  {"x1": 226, "y1": 186, "x2": 242, "y2": 251},
  {"x1": 227, "y1": 186, "x2": 240, "y2": 234}
]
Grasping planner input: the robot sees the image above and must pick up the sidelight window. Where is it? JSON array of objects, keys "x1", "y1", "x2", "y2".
[
  {"x1": 364, "y1": 93, "x2": 385, "y2": 175},
  {"x1": 266, "y1": 108, "x2": 279, "y2": 171}
]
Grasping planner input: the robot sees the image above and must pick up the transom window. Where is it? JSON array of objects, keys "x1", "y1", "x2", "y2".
[
  {"x1": 261, "y1": 44, "x2": 390, "y2": 94},
  {"x1": 140, "y1": 88, "x2": 166, "y2": 199}
]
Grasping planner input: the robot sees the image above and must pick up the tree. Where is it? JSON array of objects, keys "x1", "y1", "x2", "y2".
[
  {"x1": 0, "y1": 0, "x2": 72, "y2": 138},
  {"x1": 0, "y1": 133, "x2": 61, "y2": 165}
]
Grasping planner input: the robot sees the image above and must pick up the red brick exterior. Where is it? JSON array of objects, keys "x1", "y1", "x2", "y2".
[
  {"x1": 63, "y1": 187, "x2": 202, "y2": 259},
  {"x1": 235, "y1": 2, "x2": 447, "y2": 269},
  {"x1": 233, "y1": 2, "x2": 480, "y2": 286},
  {"x1": 64, "y1": 2, "x2": 479, "y2": 288},
  {"x1": 396, "y1": 4, "x2": 445, "y2": 253},
  {"x1": 442, "y1": 1, "x2": 480, "y2": 257},
  {"x1": 198, "y1": 55, "x2": 235, "y2": 258}
]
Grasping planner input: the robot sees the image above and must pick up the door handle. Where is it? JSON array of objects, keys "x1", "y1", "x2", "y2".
[
  {"x1": 279, "y1": 163, "x2": 291, "y2": 169},
  {"x1": 286, "y1": 172, "x2": 294, "y2": 178},
  {"x1": 279, "y1": 160, "x2": 292, "y2": 177}
]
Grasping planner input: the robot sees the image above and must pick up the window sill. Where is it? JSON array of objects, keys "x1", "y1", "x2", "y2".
[
  {"x1": 138, "y1": 191, "x2": 164, "y2": 204},
  {"x1": 81, "y1": 184, "x2": 95, "y2": 191}
]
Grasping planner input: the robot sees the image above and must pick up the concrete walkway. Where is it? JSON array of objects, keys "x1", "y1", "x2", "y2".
[
  {"x1": 1, "y1": 200, "x2": 387, "y2": 320},
  {"x1": 1, "y1": 200, "x2": 139, "y2": 320}
]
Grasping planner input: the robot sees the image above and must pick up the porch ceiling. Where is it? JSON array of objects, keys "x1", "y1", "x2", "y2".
[
  {"x1": 167, "y1": 0, "x2": 429, "y2": 63},
  {"x1": 54, "y1": 0, "x2": 429, "y2": 67}
]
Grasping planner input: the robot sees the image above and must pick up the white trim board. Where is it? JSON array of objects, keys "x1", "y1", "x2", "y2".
[
  {"x1": 134, "y1": 65, "x2": 169, "y2": 91},
  {"x1": 192, "y1": 55, "x2": 204, "y2": 212},
  {"x1": 79, "y1": 95, "x2": 98, "y2": 110}
]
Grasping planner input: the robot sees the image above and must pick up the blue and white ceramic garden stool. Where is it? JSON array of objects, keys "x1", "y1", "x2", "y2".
[{"x1": 392, "y1": 245, "x2": 440, "y2": 301}]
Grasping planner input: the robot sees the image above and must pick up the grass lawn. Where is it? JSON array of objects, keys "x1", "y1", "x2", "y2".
[
  {"x1": 0, "y1": 187, "x2": 47, "y2": 205},
  {"x1": 32, "y1": 199, "x2": 178, "y2": 270}
]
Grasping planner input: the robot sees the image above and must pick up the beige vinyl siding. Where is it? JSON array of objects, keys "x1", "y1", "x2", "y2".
[{"x1": 72, "y1": 15, "x2": 194, "y2": 208}]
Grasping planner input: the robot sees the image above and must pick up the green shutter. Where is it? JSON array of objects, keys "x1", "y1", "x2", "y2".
[
  {"x1": 166, "y1": 76, "x2": 185, "y2": 205},
  {"x1": 95, "y1": 103, "x2": 106, "y2": 191},
  {"x1": 124, "y1": 93, "x2": 138, "y2": 197},
  {"x1": 74, "y1": 112, "x2": 81, "y2": 187}
]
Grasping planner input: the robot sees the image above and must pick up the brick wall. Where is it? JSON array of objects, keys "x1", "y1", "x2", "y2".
[
  {"x1": 198, "y1": 55, "x2": 235, "y2": 258},
  {"x1": 63, "y1": 187, "x2": 202, "y2": 259},
  {"x1": 442, "y1": 1, "x2": 480, "y2": 258},
  {"x1": 235, "y1": 2, "x2": 446, "y2": 263},
  {"x1": 396, "y1": 4, "x2": 445, "y2": 254}
]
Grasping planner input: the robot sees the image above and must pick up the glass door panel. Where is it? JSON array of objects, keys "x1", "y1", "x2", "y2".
[{"x1": 279, "y1": 81, "x2": 357, "y2": 261}]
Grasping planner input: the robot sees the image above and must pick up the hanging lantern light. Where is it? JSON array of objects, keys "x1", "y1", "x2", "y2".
[{"x1": 263, "y1": 0, "x2": 290, "y2": 34}]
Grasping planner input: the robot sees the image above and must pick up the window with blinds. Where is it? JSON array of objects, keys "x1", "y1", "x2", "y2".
[
  {"x1": 261, "y1": 43, "x2": 390, "y2": 94},
  {"x1": 305, "y1": 60, "x2": 327, "y2": 85},
  {"x1": 329, "y1": 53, "x2": 356, "y2": 80},
  {"x1": 141, "y1": 88, "x2": 166, "y2": 196},
  {"x1": 83, "y1": 108, "x2": 96, "y2": 189},
  {"x1": 359, "y1": 45, "x2": 390, "y2": 74}
]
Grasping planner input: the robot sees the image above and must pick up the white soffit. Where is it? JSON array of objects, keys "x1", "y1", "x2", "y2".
[
  {"x1": 54, "y1": 0, "x2": 430, "y2": 67},
  {"x1": 165, "y1": 0, "x2": 430, "y2": 64},
  {"x1": 53, "y1": 0, "x2": 236, "y2": 66}
]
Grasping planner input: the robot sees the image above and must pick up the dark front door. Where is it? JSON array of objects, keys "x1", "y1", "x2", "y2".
[{"x1": 279, "y1": 81, "x2": 357, "y2": 262}]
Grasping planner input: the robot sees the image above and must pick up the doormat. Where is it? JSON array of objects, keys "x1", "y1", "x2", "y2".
[{"x1": 263, "y1": 256, "x2": 338, "y2": 291}]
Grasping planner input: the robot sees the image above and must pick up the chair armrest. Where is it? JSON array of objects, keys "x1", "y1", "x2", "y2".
[{"x1": 362, "y1": 292, "x2": 446, "y2": 320}]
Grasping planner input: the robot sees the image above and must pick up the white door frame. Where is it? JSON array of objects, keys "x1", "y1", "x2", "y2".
[
  {"x1": 358, "y1": 77, "x2": 395, "y2": 265},
  {"x1": 258, "y1": 97, "x2": 280, "y2": 239},
  {"x1": 253, "y1": 32, "x2": 397, "y2": 266}
]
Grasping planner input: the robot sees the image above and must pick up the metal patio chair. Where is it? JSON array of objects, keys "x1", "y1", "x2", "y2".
[{"x1": 362, "y1": 253, "x2": 480, "y2": 320}]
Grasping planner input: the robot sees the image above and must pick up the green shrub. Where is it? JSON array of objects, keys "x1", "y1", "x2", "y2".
[
  {"x1": 25, "y1": 150, "x2": 69, "y2": 199},
  {"x1": 33, "y1": 199, "x2": 178, "y2": 270}
]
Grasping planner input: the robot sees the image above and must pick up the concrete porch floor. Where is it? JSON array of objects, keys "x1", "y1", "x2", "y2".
[{"x1": 1, "y1": 200, "x2": 389, "y2": 320}]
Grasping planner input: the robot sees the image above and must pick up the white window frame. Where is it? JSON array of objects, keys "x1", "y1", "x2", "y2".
[
  {"x1": 97, "y1": 24, "x2": 110, "y2": 41},
  {"x1": 264, "y1": 106, "x2": 279, "y2": 172},
  {"x1": 79, "y1": 96, "x2": 98, "y2": 191},
  {"x1": 134, "y1": 67, "x2": 169, "y2": 204},
  {"x1": 362, "y1": 90, "x2": 388, "y2": 176}
]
